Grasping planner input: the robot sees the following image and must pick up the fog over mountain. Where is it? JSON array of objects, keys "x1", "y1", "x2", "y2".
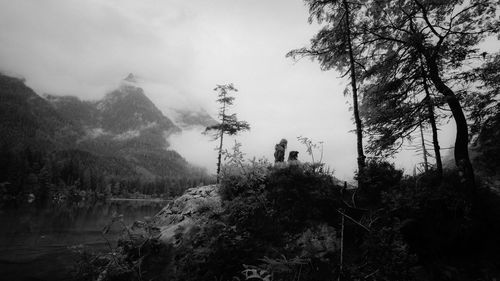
[
  {"x1": 0, "y1": 0, "x2": 468, "y2": 179},
  {"x1": 0, "y1": 72, "x2": 216, "y2": 182}
]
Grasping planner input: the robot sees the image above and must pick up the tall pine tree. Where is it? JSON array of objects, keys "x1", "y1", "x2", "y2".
[{"x1": 204, "y1": 84, "x2": 250, "y2": 183}]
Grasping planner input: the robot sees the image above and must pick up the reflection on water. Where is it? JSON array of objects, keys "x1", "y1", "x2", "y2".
[{"x1": 0, "y1": 200, "x2": 166, "y2": 281}]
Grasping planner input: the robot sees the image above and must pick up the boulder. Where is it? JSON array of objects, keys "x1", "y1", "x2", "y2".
[{"x1": 153, "y1": 184, "x2": 222, "y2": 245}]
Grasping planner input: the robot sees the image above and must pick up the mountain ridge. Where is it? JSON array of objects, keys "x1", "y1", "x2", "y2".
[{"x1": 0, "y1": 72, "x2": 210, "y2": 184}]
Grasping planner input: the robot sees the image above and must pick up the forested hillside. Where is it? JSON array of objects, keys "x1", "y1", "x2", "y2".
[{"x1": 0, "y1": 73, "x2": 213, "y2": 205}]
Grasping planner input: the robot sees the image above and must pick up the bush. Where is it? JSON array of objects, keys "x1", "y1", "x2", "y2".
[
  {"x1": 73, "y1": 214, "x2": 168, "y2": 281},
  {"x1": 223, "y1": 160, "x2": 342, "y2": 237},
  {"x1": 266, "y1": 164, "x2": 341, "y2": 231},
  {"x1": 225, "y1": 191, "x2": 279, "y2": 241},
  {"x1": 356, "y1": 159, "x2": 403, "y2": 206},
  {"x1": 346, "y1": 223, "x2": 418, "y2": 281},
  {"x1": 367, "y1": 171, "x2": 500, "y2": 280},
  {"x1": 219, "y1": 157, "x2": 270, "y2": 201}
]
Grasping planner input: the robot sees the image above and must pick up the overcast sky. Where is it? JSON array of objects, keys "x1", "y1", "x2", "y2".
[{"x1": 0, "y1": 0, "x2": 461, "y2": 180}]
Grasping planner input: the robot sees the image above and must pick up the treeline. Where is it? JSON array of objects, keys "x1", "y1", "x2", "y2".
[
  {"x1": 104, "y1": 176, "x2": 211, "y2": 198},
  {"x1": 0, "y1": 145, "x2": 214, "y2": 206}
]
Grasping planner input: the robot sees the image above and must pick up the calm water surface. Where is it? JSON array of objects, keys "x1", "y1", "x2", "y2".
[{"x1": 0, "y1": 200, "x2": 166, "y2": 281}]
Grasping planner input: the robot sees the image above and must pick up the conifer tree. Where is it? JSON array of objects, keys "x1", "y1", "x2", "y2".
[
  {"x1": 287, "y1": 0, "x2": 366, "y2": 185},
  {"x1": 293, "y1": 0, "x2": 499, "y2": 192},
  {"x1": 360, "y1": 56, "x2": 444, "y2": 178},
  {"x1": 357, "y1": 0, "x2": 498, "y2": 192},
  {"x1": 205, "y1": 84, "x2": 250, "y2": 183}
]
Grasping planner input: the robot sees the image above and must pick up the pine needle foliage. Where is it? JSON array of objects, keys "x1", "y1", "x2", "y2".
[{"x1": 204, "y1": 84, "x2": 250, "y2": 182}]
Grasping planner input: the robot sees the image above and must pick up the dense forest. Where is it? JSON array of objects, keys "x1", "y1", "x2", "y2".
[{"x1": 0, "y1": 146, "x2": 212, "y2": 205}]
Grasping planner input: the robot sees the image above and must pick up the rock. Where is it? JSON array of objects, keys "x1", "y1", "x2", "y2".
[{"x1": 153, "y1": 184, "x2": 222, "y2": 245}]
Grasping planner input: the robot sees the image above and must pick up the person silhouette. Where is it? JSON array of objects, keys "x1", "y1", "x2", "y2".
[{"x1": 274, "y1": 139, "x2": 287, "y2": 163}]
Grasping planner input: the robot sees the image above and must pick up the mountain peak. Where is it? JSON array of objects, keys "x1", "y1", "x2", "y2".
[
  {"x1": 96, "y1": 82, "x2": 180, "y2": 134},
  {"x1": 124, "y1": 73, "x2": 137, "y2": 83},
  {"x1": 102, "y1": 76, "x2": 144, "y2": 104}
]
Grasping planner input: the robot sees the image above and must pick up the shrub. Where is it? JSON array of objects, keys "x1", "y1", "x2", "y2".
[
  {"x1": 173, "y1": 218, "x2": 270, "y2": 281},
  {"x1": 225, "y1": 191, "x2": 279, "y2": 240},
  {"x1": 73, "y1": 214, "x2": 168, "y2": 281},
  {"x1": 347, "y1": 223, "x2": 418, "y2": 281},
  {"x1": 356, "y1": 159, "x2": 403, "y2": 206},
  {"x1": 219, "y1": 158, "x2": 270, "y2": 201},
  {"x1": 266, "y1": 164, "x2": 341, "y2": 231},
  {"x1": 371, "y1": 171, "x2": 500, "y2": 280}
]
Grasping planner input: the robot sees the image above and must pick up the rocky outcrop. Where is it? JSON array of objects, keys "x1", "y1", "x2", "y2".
[
  {"x1": 135, "y1": 182, "x2": 346, "y2": 280},
  {"x1": 152, "y1": 184, "x2": 340, "y2": 256},
  {"x1": 154, "y1": 184, "x2": 222, "y2": 245}
]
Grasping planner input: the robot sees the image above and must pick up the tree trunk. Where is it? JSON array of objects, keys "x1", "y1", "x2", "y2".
[
  {"x1": 421, "y1": 66, "x2": 443, "y2": 178},
  {"x1": 425, "y1": 95, "x2": 443, "y2": 177},
  {"x1": 216, "y1": 130, "x2": 224, "y2": 183},
  {"x1": 419, "y1": 122, "x2": 429, "y2": 173},
  {"x1": 425, "y1": 56, "x2": 475, "y2": 192},
  {"x1": 343, "y1": 0, "x2": 366, "y2": 182},
  {"x1": 338, "y1": 210, "x2": 345, "y2": 281},
  {"x1": 216, "y1": 98, "x2": 227, "y2": 184}
]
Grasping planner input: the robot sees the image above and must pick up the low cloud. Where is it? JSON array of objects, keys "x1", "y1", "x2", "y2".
[{"x1": 168, "y1": 128, "x2": 218, "y2": 173}]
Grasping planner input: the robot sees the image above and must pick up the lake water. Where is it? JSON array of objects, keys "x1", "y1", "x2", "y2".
[{"x1": 0, "y1": 200, "x2": 167, "y2": 281}]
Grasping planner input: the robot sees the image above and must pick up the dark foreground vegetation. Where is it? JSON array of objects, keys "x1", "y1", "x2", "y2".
[{"x1": 74, "y1": 140, "x2": 500, "y2": 281}]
